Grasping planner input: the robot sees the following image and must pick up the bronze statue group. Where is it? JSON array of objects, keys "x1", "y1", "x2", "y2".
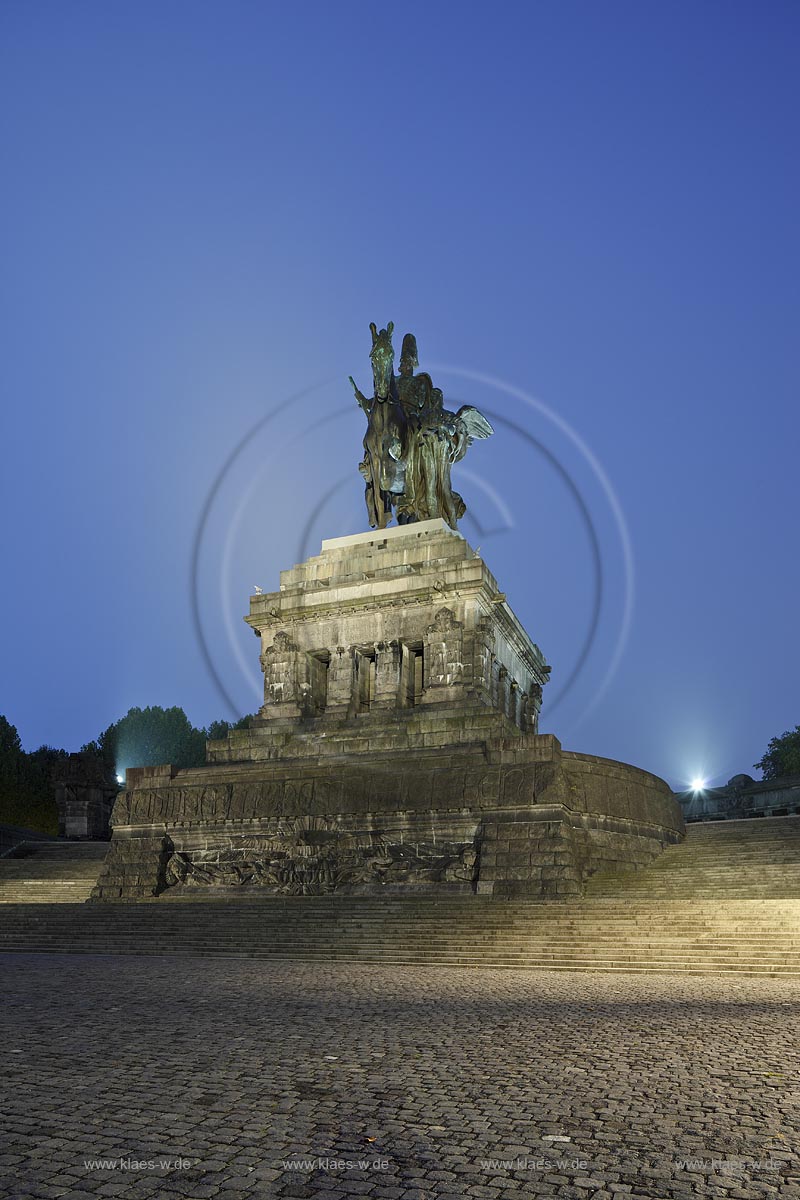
[{"x1": 350, "y1": 323, "x2": 493, "y2": 530}]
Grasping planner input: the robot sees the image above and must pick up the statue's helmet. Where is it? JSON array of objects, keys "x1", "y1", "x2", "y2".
[{"x1": 400, "y1": 333, "x2": 419, "y2": 372}]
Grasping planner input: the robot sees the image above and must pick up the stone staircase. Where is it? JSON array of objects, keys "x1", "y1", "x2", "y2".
[
  {"x1": 0, "y1": 896, "x2": 798, "y2": 975},
  {"x1": 206, "y1": 702, "x2": 522, "y2": 764},
  {"x1": 585, "y1": 815, "x2": 800, "y2": 900},
  {"x1": 0, "y1": 841, "x2": 109, "y2": 903},
  {"x1": 0, "y1": 818, "x2": 798, "y2": 976}
]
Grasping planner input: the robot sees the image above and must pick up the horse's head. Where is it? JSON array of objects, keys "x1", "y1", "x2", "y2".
[{"x1": 369, "y1": 320, "x2": 395, "y2": 399}]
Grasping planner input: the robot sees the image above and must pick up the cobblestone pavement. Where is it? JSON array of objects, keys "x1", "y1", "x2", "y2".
[{"x1": 1, "y1": 955, "x2": 798, "y2": 1199}]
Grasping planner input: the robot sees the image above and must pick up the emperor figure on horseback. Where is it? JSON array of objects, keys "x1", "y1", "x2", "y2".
[
  {"x1": 349, "y1": 321, "x2": 407, "y2": 531},
  {"x1": 350, "y1": 322, "x2": 494, "y2": 530}
]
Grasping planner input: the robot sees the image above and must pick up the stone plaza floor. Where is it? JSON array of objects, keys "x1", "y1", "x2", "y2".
[{"x1": 1, "y1": 954, "x2": 798, "y2": 1200}]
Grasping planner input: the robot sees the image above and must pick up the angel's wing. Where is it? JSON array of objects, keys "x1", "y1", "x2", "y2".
[
  {"x1": 454, "y1": 405, "x2": 494, "y2": 441},
  {"x1": 445, "y1": 405, "x2": 494, "y2": 464}
]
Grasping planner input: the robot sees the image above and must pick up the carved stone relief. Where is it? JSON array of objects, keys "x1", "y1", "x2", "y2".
[
  {"x1": 327, "y1": 645, "x2": 355, "y2": 709},
  {"x1": 497, "y1": 664, "x2": 508, "y2": 713},
  {"x1": 163, "y1": 816, "x2": 480, "y2": 895},
  {"x1": 529, "y1": 682, "x2": 543, "y2": 733},
  {"x1": 425, "y1": 608, "x2": 464, "y2": 688},
  {"x1": 260, "y1": 630, "x2": 300, "y2": 707},
  {"x1": 475, "y1": 621, "x2": 494, "y2": 694},
  {"x1": 375, "y1": 640, "x2": 401, "y2": 702}
]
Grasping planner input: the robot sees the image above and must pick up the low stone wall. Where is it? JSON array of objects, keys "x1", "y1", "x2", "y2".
[
  {"x1": 91, "y1": 736, "x2": 683, "y2": 902},
  {"x1": 563, "y1": 751, "x2": 681, "y2": 826},
  {"x1": 476, "y1": 755, "x2": 683, "y2": 900},
  {"x1": 564, "y1": 751, "x2": 685, "y2": 878},
  {"x1": 0, "y1": 824, "x2": 60, "y2": 856}
]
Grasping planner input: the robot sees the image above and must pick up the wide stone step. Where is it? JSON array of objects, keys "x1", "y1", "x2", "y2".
[
  {"x1": 591, "y1": 891, "x2": 800, "y2": 898},
  {"x1": 2, "y1": 896, "x2": 799, "y2": 981},
  {"x1": 5, "y1": 907, "x2": 789, "y2": 921},
  {"x1": 3, "y1": 816, "x2": 798, "y2": 987},
  {"x1": 0, "y1": 942, "x2": 796, "y2": 975},
  {"x1": 624, "y1": 864, "x2": 798, "y2": 872},
  {"x1": 587, "y1": 890, "x2": 800, "y2": 899},
  {"x1": 1, "y1": 912, "x2": 796, "y2": 921},
  {"x1": 593, "y1": 865, "x2": 800, "y2": 872},
  {"x1": 0, "y1": 923, "x2": 795, "y2": 951},
  {"x1": 592, "y1": 859, "x2": 800, "y2": 869},
  {"x1": 3, "y1": 931, "x2": 798, "y2": 947},
  {"x1": 0, "y1": 884, "x2": 98, "y2": 892},
  {"x1": 589, "y1": 885, "x2": 800, "y2": 894},
  {"x1": 1, "y1": 843, "x2": 108, "y2": 858},
  {"x1": 22, "y1": 920, "x2": 798, "y2": 935},
  {"x1": 593, "y1": 877, "x2": 800, "y2": 885},
  {"x1": 3, "y1": 899, "x2": 799, "y2": 918},
  {"x1": 0, "y1": 841, "x2": 109, "y2": 903},
  {"x1": 0, "y1": 869, "x2": 108, "y2": 882}
]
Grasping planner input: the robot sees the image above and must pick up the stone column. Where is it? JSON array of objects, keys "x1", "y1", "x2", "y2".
[
  {"x1": 528, "y1": 682, "x2": 543, "y2": 734},
  {"x1": 508, "y1": 679, "x2": 519, "y2": 726},
  {"x1": 497, "y1": 665, "x2": 509, "y2": 718},
  {"x1": 259, "y1": 630, "x2": 303, "y2": 719},
  {"x1": 422, "y1": 607, "x2": 466, "y2": 705},
  {"x1": 374, "y1": 640, "x2": 401, "y2": 708},
  {"x1": 326, "y1": 646, "x2": 356, "y2": 714},
  {"x1": 399, "y1": 643, "x2": 424, "y2": 707},
  {"x1": 473, "y1": 619, "x2": 495, "y2": 702}
]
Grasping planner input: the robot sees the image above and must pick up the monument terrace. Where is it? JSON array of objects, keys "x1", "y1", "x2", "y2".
[{"x1": 89, "y1": 323, "x2": 684, "y2": 904}]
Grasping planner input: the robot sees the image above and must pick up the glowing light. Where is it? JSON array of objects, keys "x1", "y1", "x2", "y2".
[
  {"x1": 116, "y1": 774, "x2": 124, "y2": 784},
  {"x1": 690, "y1": 777, "x2": 706, "y2": 792}
]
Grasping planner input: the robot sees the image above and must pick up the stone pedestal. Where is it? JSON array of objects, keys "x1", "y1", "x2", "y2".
[
  {"x1": 245, "y1": 519, "x2": 550, "y2": 727},
  {"x1": 53, "y1": 754, "x2": 117, "y2": 840},
  {"x1": 91, "y1": 522, "x2": 684, "y2": 901}
]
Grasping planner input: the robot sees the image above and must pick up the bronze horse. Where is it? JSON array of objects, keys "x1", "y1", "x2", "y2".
[{"x1": 350, "y1": 322, "x2": 407, "y2": 529}]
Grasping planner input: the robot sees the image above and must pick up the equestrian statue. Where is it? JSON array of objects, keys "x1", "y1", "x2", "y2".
[{"x1": 350, "y1": 323, "x2": 493, "y2": 530}]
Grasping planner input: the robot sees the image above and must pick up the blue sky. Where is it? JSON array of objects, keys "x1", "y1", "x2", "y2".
[{"x1": 1, "y1": 1, "x2": 797, "y2": 788}]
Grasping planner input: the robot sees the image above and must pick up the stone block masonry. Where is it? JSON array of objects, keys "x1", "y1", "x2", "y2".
[{"x1": 92, "y1": 522, "x2": 684, "y2": 901}]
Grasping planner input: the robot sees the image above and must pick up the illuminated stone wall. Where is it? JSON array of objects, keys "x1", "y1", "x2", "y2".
[{"x1": 91, "y1": 524, "x2": 684, "y2": 901}]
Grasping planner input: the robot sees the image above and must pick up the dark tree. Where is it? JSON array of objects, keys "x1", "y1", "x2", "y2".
[
  {"x1": 754, "y1": 725, "x2": 800, "y2": 781},
  {"x1": 0, "y1": 714, "x2": 23, "y2": 770},
  {"x1": 83, "y1": 706, "x2": 207, "y2": 774},
  {"x1": 205, "y1": 715, "x2": 253, "y2": 741},
  {"x1": 0, "y1": 715, "x2": 25, "y2": 811},
  {"x1": 26, "y1": 745, "x2": 69, "y2": 791},
  {"x1": 0, "y1": 717, "x2": 60, "y2": 834},
  {"x1": 206, "y1": 719, "x2": 234, "y2": 742}
]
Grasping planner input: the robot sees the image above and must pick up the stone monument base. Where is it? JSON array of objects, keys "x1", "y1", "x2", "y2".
[{"x1": 92, "y1": 522, "x2": 684, "y2": 901}]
